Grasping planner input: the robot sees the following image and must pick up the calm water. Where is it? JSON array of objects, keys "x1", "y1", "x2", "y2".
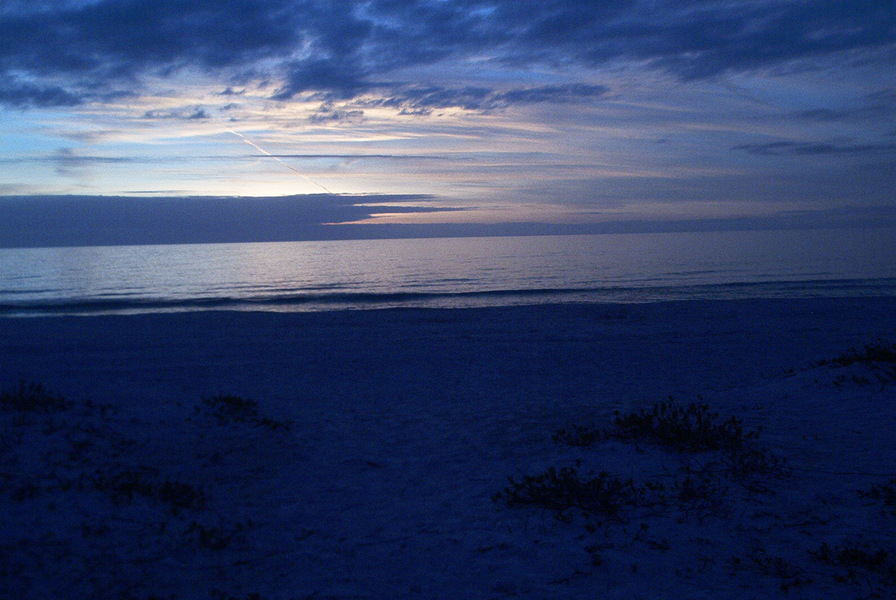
[{"x1": 1, "y1": 229, "x2": 895, "y2": 316}]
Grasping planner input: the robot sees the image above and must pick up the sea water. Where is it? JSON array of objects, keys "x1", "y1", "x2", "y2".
[{"x1": 1, "y1": 228, "x2": 895, "y2": 316}]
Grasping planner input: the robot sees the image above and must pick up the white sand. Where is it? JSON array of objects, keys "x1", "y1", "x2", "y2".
[{"x1": 1, "y1": 298, "x2": 895, "y2": 599}]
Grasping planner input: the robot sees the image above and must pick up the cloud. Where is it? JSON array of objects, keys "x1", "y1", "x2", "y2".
[
  {"x1": 0, "y1": 193, "x2": 463, "y2": 247},
  {"x1": 299, "y1": 83, "x2": 608, "y2": 120},
  {"x1": 275, "y1": 59, "x2": 374, "y2": 101},
  {"x1": 143, "y1": 106, "x2": 211, "y2": 120},
  {"x1": 796, "y1": 88, "x2": 896, "y2": 122},
  {"x1": 360, "y1": 83, "x2": 609, "y2": 115},
  {"x1": 307, "y1": 102, "x2": 366, "y2": 123},
  {"x1": 734, "y1": 140, "x2": 896, "y2": 156},
  {"x1": 492, "y1": 84, "x2": 609, "y2": 105},
  {"x1": 48, "y1": 147, "x2": 131, "y2": 176},
  {"x1": 519, "y1": 159, "x2": 896, "y2": 209},
  {"x1": 0, "y1": 183, "x2": 32, "y2": 195},
  {"x1": 0, "y1": 75, "x2": 83, "y2": 108},
  {"x1": 0, "y1": 0, "x2": 303, "y2": 75},
  {"x1": 1, "y1": 149, "x2": 135, "y2": 176},
  {"x1": 264, "y1": 154, "x2": 459, "y2": 161},
  {"x1": 1, "y1": 1, "x2": 893, "y2": 108},
  {"x1": 5, "y1": 192, "x2": 892, "y2": 247},
  {"x1": 621, "y1": 2, "x2": 896, "y2": 79}
]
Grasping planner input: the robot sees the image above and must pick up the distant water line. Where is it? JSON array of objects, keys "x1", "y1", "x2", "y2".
[{"x1": 1, "y1": 229, "x2": 895, "y2": 317}]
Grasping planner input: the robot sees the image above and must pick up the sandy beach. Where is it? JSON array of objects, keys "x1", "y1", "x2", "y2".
[{"x1": 2, "y1": 297, "x2": 896, "y2": 599}]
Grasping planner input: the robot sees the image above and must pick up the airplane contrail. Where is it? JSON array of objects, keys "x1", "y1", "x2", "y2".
[{"x1": 228, "y1": 129, "x2": 334, "y2": 194}]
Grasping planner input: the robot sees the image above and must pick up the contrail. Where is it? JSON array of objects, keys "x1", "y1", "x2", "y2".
[{"x1": 228, "y1": 129, "x2": 334, "y2": 194}]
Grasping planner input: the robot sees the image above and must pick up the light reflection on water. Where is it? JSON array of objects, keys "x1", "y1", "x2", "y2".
[{"x1": 1, "y1": 228, "x2": 894, "y2": 316}]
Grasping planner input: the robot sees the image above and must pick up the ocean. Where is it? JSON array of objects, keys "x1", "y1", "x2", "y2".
[{"x1": 1, "y1": 228, "x2": 895, "y2": 317}]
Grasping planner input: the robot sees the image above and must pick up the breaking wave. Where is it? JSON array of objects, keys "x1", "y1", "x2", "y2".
[{"x1": 2, "y1": 278, "x2": 894, "y2": 317}]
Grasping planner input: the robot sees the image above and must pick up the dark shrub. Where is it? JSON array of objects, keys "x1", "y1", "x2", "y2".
[
  {"x1": 0, "y1": 381, "x2": 71, "y2": 413},
  {"x1": 494, "y1": 466, "x2": 648, "y2": 520}
]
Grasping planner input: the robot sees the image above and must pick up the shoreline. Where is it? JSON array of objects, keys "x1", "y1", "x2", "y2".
[
  {"x1": 3, "y1": 277, "x2": 896, "y2": 318},
  {"x1": 3, "y1": 297, "x2": 894, "y2": 400}
]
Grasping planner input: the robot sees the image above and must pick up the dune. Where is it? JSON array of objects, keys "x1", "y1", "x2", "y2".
[{"x1": 1, "y1": 297, "x2": 895, "y2": 599}]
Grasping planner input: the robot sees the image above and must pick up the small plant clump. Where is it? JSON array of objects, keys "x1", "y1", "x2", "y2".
[
  {"x1": 609, "y1": 399, "x2": 758, "y2": 454},
  {"x1": 197, "y1": 394, "x2": 291, "y2": 431},
  {"x1": 211, "y1": 591, "x2": 302, "y2": 600},
  {"x1": 724, "y1": 447, "x2": 788, "y2": 482},
  {"x1": 748, "y1": 550, "x2": 814, "y2": 593},
  {"x1": 552, "y1": 424, "x2": 604, "y2": 447},
  {"x1": 671, "y1": 471, "x2": 728, "y2": 517},
  {"x1": 826, "y1": 341, "x2": 896, "y2": 368},
  {"x1": 817, "y1": 340, "x2": 896, "y2": 382},
  {"x1": 494, "y1": 466, "x2": 651, "y2": 521},
  {"x1": 554, "y1": 400, "x2": 786, "y2": 480},
  {"x1": 497, "y1": 400, "x2": 790, "y2": 545},
  {"x1": 860, "y1": 478, "x2": 896, "y2": 516},
  {"x1": 809, "y1": 541, "x2": 896, "y2": 586},
  {"x1": 555, "y1": 400, "x2": 759, "y2": 453},
  {"x1": 188, "y1": 520, "x2": 249, "y2": 551},
  {"x1": 92, "y1": 467, "x2": 207, "y2": 514},
  {"x1": 0, "y1": 381, "x2": 72, "y2": 413}
]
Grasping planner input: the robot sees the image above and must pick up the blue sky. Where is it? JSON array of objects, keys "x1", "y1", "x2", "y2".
[{"x1": 1, "y1": 0, "x2": 895, "y2": 241}]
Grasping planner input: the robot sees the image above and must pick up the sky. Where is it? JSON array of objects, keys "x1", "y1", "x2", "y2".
[{"x1": 1, "y1": 0, "x2": 896, "y2": 244}]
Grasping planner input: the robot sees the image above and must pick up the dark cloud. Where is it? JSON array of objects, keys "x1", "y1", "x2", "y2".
[
  {"x1": 373, "y1": 86, "x2": 494, "y2": 113},
  {"x1": 635, "y1": 3, "x2": 895, "y2": 79},
  {"x1": 264, "y1": 153, "x2": 452, "y2": 161},
  {"x1": 521, "y1": 160, "x2": 896, "y2": 208},
  {"x1": 362, "y1": 83, "x2": 609, "y2": 115},
  {"x1": 307, "y1": 101, "x2": 366, "y2": 123},
  {"x1": 143, "y1": 106, "x2": 211, "y2": 120},
  {"x1": 492, "y1": 84, "x2": 609, "y2": 106},
  {"x1": 797, "y1": 88, "x2": 896, "y2": 122},
  {"x1": 734, "y1": 140, "x2": 896, "y2": 156},
  {"x1": 0, "y1": 0, "x2": 302, "y2": 74},
  {"x1": 0, "y1": 193, "x2": 458, "y2": 247},
  {"x1": 798, "y1": 108, "x2": 857, "y2": 122},
  {"x1": 1, "y1": 1, "x2": 893, "y2": 107},
  {"x1": 49, "y1": 148, "x2": 131, "y2": 176},
  {"x1": 4, "y1": 150, "x2": 449, "y2": 169},
  {"x1": 0, "y1": 149, "x2": 132, "y2": 176},
  {"x1": 275, "y1": 59, "x2": 373, "y2": 100},
  {"x1": 0, "y1": 75, "x2": 82, "y2": 108},
  {"x1": 6, "y1": 192, "x2": 893, "y2": 247}
]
